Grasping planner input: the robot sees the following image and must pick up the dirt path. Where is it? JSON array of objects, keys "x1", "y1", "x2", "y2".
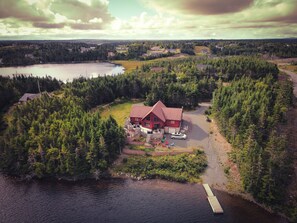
[
  {"x1": 269, "y1": 58, "x2": 297, "y2": 97},
  {"x1": 279, "y1": 68, "x2": 297, "y2": 97}
]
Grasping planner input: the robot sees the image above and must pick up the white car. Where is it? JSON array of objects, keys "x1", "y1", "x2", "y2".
[{"x1": 170, "y1": 133, "x2": 187, "y2": 140}]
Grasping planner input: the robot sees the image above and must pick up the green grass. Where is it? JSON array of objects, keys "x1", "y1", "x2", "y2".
[
  {"x1": 112, "y1": 60, "x2": 149, "y2": 72},
  {"x1": 112, "y1": 56, "x2": 191, "y2": 73},
  {"x1": 128, "y1": 144, "x2": 155, "y2": 152},
  {"x1": 114, "y1": 150, "x2": 207, "y2": 183},
  {"x1": 100, "y1": 100, "x2": 143, "y2": 126}
]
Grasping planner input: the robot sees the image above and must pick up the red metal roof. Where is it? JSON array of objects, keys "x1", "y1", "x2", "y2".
[
  {"x1": 143, "y1": 100, "x2": 166, "y2": 122},
  {"x1": 130, "y1": 105, "x2": 152, "y2": 118},
  {"x1": 130, "y1": 101, "x2": 182, "y2": 122},
  {"x1": 162, "y1": 107, "x2": 183, "y2": 121}
]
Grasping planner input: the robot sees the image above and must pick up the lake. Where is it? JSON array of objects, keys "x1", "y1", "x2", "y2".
[
  {"x1": 0, "y1": 175, "x2": 287, "y2": 223},
  {"x1": 0, "y1": 63, "x2": 124, "y2": 82}
]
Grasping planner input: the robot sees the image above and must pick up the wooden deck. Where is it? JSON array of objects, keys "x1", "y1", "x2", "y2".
[
  {"x1": 203, "y1": 184, "x2": 224, "y2": 214},
  {"x1": 203, "y1": 184, "x2": 214, "y2": 197}
]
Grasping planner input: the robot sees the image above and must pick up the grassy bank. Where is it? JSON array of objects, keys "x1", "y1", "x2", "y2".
[
  {"x1": 114, "y1": 151, "x2": 207, "y2": 183},
  {"x1": 112, "y1": 60, "x2": 148, "y2": 72},
  {"x1": 112, "y1": 56, "x2": 188, "y2": 73}
]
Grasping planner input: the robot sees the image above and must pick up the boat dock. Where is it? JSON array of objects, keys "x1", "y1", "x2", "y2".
[{"x1": 203, "y1": 184, "x2": 224, "y2": 214}]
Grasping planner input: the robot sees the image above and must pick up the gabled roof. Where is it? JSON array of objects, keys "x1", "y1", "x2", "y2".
[
  {"x1": 130, "y1": 100, "x2": 183, "y2": 122},
  {"x1": 130, "y1": 104, "x2": 152, "y2": 118},
  {"x1": 142, "y1": 100, "x2": 166, "y2": 122},
  {"x1": 19, "y1": 93, "x2": 41, "y2": 102},
  {"x1": 162, "y1": 107, "x2": 183, "y2": 121}
]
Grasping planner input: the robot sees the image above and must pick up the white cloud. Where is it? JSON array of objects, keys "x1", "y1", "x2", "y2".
[{"x1": 89, "y1": 17, "x2": 103, "y2": 23}]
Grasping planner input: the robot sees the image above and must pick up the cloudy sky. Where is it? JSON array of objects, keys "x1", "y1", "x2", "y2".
[{"x1": 0, "y1": 0, "x2": 296, "y2": 40}]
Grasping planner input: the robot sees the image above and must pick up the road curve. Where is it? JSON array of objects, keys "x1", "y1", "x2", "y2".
[{"x1": 279, "y1": 68, "x2": 297, "y2": 97}]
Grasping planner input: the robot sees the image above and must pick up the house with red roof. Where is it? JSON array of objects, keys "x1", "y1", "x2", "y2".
[{"x1": 130, "y1": 101, "x2": 183, "y2": 133}]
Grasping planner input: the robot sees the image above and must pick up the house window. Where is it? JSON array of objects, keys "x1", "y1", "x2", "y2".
[
  {"x1": 154, "y1": 117, "x2": 158, "y2": 122},
  {"x1": 146, "y1": 123, "x2": 150, "y2": 127},
  {"x1": 170, "y1": 120, "x2": 175, "y2": 124},
  {"x1": 146, "y1": 116, "x2": 150, "y2": 121}
]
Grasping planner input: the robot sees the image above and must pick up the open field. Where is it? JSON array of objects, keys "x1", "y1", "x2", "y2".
[
  {"x1": 99, "y1": 100, "x2": 143, "y2": 126},
  {"x1": 112, "y1": 60, "x2": 149, "y2": 72},
  {"x1": 194, "y1": 46, "x2": 211, "y2": 55},
  {"x1": 112, "y1": 55, "x2": 192, "y2": 73}
]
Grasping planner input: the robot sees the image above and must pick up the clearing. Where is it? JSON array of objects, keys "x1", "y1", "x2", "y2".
[
  {"x1": 194, "y1": 46, "x2": 211, "y2": 55},
  {"x1": 112, "y1": 55, "x2": 193, "y2": 73},
  {"x1": 99, "y1": 100, "x2": 143, "y2": 126},
  {"x1": 112, "y1": 60, "x2": 148, "y2": 73}
]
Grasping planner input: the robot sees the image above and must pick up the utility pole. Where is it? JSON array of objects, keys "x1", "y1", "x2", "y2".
[{"x1": 37, "y1": 80, "x2": 41, "y2": 93}]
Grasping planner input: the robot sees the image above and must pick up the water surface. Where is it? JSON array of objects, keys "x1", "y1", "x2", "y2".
[
  {"x1": 0, "y1": 175, "x2": 286, "y2": 223},
  {"x1": 0, "y1": 63, "x2": 124, "y2": 82}
]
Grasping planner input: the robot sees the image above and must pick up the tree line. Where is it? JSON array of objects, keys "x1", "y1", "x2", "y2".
[
  {"x1": 0, "y1": 75, "x2": 62, "y2": 112},
  {"x1": 209, "y1": 39, "x2": 297, "y2": 58},
  {"x1": 60, "y1": 57, "x2": 280, "y2": 110},
  {"x1": 212, "y1": 75, "x2": 293, "y2": 206},
  {"x1": 2, "y1": 39, "x2": 296, "y2": 67}
]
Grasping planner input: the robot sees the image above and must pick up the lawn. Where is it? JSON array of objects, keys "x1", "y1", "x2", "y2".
[{"x1": 100, "y1": 100, "x2": 143, "y2": 126}]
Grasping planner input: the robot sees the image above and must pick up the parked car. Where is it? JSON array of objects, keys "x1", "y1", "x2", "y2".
[{"x1": 170, "y1": 133, "x2": 187, "y2": 140}]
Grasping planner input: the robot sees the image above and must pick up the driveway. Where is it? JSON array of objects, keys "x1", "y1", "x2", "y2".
[
  {"x1": 167, "y1": 102, "x2": 227, "y2": 187},
  {"x1": 168, "y1": 102, "x2": 210, "y2": 150}
]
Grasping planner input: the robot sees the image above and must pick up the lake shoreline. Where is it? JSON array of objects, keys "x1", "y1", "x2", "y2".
[
  {"x1": 0, "y1": 60, "x2": 121, "y2": 68},
  {"x1": 0, "y1": 62, "x2": 125, "y2": 82}
]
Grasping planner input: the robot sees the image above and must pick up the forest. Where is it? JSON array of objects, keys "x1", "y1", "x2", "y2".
[
  {"x1": 64, "y1": 56, "x2": 277, "y2": 110},
  {"x1": 212, "y1": 75, "x2": 294, "y2": 207},
  {"x1": 0, "y1": 40, "x2": 196, "y2": 66},
  {"x1": 0, "y1": 94, "x2": 125, "y2": 178},
  {"x1": 209, "y1": 39, "x2": 297, "y2": 58},
  {"x1": 0, "y1": 75, "x2": 62, "y2": 112},
  {"x1": 1, "y1": 39, "x2": 297, "y2": 66}
]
